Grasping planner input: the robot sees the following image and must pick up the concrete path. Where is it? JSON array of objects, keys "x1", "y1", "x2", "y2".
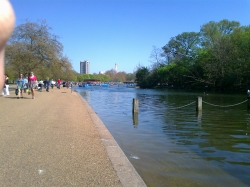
[{"x1": 0, "y1": 86, "x2": 146, "y2": 187}]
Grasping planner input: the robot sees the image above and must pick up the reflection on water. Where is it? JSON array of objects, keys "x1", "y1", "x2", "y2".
[
  {"x1": 76, "y1": 85, "x2": 250, "y2": 187},
  {"x1": 132, "y1": 112, "x2": 139, "y2": 127}
]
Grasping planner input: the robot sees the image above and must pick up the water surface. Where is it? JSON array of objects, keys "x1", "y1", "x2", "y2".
[{"x1": 76, "y1": 85, "x2": 250, "y2": 187}]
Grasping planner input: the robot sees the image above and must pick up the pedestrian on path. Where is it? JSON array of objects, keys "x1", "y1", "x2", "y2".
[
  {"x1": 45, "y1": 77, "x2": 50, "y2": 92},
  {"x1": 2, "y1": 74, "x2": 9, "y2": 96},
  {"x1": 16, "y1": 73, "x2": 24, "y2": 99},
  {"x1": 51, "y1": 79, "x2": 55, "y2": 89},
  {"x1": 57, "y1": 78, "x2": 61, "y2": 89},
  {"x1": 28, "y1": 72, "x2": 37, "y2": 99},
  {"x1": 38, "y1": 80, "x2": 43, "y2": 92},
  {"x1": 23, "y1": 74, "x2": 28, "y2": 93}
]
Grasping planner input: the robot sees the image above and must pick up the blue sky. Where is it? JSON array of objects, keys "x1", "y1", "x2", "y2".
[{"x1": 9, "y1": 0, "x2": 250, "y2": 74}]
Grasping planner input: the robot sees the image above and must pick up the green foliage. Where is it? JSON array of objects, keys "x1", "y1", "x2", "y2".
[
  {"x1": 76, "y1": 74, "x2": 111, "y2": 82},
  {"x1": 126, "y1": 73, "x2": 135, "y2": 81},
  {"x1": 142, "y1": 19, "x2": 250, "y2": 91},
  {"x1": 4, "y1": 20, "x2": 76, "y2": 81},
  {"x1": 135, "y1": 67, "x2": 150, "y2": 88}
]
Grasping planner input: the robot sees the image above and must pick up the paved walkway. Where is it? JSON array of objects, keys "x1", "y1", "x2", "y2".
[{"x1": 0, "y1": 86, "x2": 146, "y2": 187}]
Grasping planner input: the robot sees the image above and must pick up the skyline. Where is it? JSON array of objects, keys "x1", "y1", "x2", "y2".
[{"x1": 9, "y1": 0, "x2": 250, "y2": 74}]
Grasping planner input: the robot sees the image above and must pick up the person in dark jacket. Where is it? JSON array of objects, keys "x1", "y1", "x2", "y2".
[{"x1": 45, "y1": 77, "x2": 50, "y2": 92}]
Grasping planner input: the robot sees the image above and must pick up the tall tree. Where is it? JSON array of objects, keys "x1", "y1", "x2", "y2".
[
  {"x1": 135, "y1": 67, "x2": 150, "y2": 88},
  {"x1": 105, "y1": 69, "x2": 116, "y2": 80},
  {"x1": 115, "y1": 71, "x2": 126, "y2": 82},
  {"x1": 149, "y1": 45, "x2": 166, "y2": 69},
  {"x1": 162, "y1": 32, "x2": 201, "y2": 86},
  {"x1": 4, "y1": 20, "x2": 71, "y2": 78},
  {"x1": 199, "y1": 20, "x2": 242, "y2": 89},
  {"x1": 162, "y1": 32, "x2": 200, "y2": 63}
]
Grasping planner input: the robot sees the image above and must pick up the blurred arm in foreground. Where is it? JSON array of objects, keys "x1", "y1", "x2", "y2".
[{"x1": 0, "y1": 0, "x2": 15, "y2": 89}]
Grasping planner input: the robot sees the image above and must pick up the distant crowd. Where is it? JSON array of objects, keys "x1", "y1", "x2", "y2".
[{"x1": 1, "y1": 72, "x2": 72, "y2": 99}]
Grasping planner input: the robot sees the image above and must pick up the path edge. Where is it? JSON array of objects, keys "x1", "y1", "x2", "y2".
[{"x1": 77, "y1": 93, "x2": 147, "y2": 187}]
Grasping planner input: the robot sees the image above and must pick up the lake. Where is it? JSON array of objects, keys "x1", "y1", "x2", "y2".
[{"x1": 75, "y1": 84, "x2": 250, "y2": 187}]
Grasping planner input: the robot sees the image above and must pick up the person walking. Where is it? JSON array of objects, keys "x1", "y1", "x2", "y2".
[
  {"x1": 45, "y1": 77, "x2": 50, "y2": 92},
  {"x1": 57, "y1": 78, "x2": 61, "y2": 89},
  {"x1": 51, "y1": 79, "x2": 55, "y2": 89},
  {"x1": 38, "y1": 80, "x2": 43, "y2": 92},
  {"x1": 66, "y1": 79, "x2": 69, "y2": 89},
  {"x1": 28, "y1": 72, "x2": 37, "y2": 99},
  {"x1": 16, "y1": 73, "x2": 24, "y2": 99},
  {"x1": 2, "y1": 74, "x2": 9, "y2": 96},
  {"x1": 23, "y1": 74, "x2": 28, "y2": 93}
]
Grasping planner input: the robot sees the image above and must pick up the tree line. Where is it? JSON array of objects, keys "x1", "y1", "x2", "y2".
[
  {"x1": 4, "y1": 20, "x2": 135, "y2": 82},
  {"x1": 135, "y1": 19, "x2": 250, "y2": 92}
]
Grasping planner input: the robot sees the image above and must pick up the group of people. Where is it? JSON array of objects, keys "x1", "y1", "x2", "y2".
[
  {"x1": 38, "y1": 78, "x2": 56, "y2": 92},
  {"x1": 1, "y1": 72, "x2": 63, "y2": 99},
  {"x1": 16, "y1": 72, "x2": 37, "y2": 99}
]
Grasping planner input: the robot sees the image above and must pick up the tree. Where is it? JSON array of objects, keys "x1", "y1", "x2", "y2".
[
  {"x1": 162, "y1": 32, "x2": 200, "y2": 63},
  {"x1": 135, "y1": 67, "x2": 150, "y2": 88},
  {"x1": 149, "y1": 45, "x2": 166, "y2": 69},
  {"x1": 115, "y1": 71, "x2": 126, "y2": 82},
  {"x1": 200, "y1": 19, "x2": 240, "y2": 49},
  {"x1": 229, "y1": 26, "x2": 250, "y2": 89},
  {"x1": 162, "y1": 32, "x2": 202, "y2": 87},
  {"x1": 105, "y1": 69, "x2": 116, "y2": 80},
  {"x1": 102, "y1": 74, "x2": 110, "y2": 82},
  {"x1": 5, "y1": 20, "x2": 74, "y2": 79},
  {"x1": 126, "y1": 73, "x2": 135, "y2": 81},
  {"x1": 132, "y1": 19, "x2": 250, "y2": 91},
  {"x1": 199, "y1": 20, "x2": 243, "y2": 90}
]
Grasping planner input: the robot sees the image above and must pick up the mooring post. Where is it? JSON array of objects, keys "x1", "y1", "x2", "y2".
[
  {"x1": 133, "y1": 112, "x2": 138, "y2": 127},
  {"x1": 196, "y1": 110, "x2": 202, "y2": 125},
  {"x1": 133, "y1": 98, "x2": 139, "y2": 113},
  {"x1": 132, "y1": 98, "x2": 139, "y2": 127},
  {"x1": 196, "y1": 96, "x2": 202, "y2": 111}
]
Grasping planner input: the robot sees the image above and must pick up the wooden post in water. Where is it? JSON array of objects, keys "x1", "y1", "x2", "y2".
[
  {"x1": 133, "y1": 98, "x2": 139, "y2": 113},
  {"x1": 196, "y1": 110, "x2": 202, "y2": 125},
  {"x1": 196, "y1": 96, "x2": 202, "y2": 111},
  {"x1": 132, "y1": 98, "x2": 139, "y2": 127},
  {"x1": 133, "y1": 112, "x2": 138, "y2": 127}
]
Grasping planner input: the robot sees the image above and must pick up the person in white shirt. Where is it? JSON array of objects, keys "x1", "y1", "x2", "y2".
[
  {"x1": 51, "y1": 79, "x2": 56, "y2": 89},
  {"x1": 38, "y1": 80, "x2": 44, "y2": 92}
]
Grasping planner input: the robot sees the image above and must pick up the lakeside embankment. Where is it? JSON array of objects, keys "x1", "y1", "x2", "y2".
[{"x1": 0, "y1": 86, "x2": 146, "y2": 187}]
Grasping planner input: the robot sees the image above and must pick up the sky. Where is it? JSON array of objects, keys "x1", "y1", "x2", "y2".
[{"x1": 9, "y1": 0, "x2": 250, "y2": 74}]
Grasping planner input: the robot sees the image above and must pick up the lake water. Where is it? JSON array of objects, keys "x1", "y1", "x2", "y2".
[{"x1": 75, "y1": 85, "x2": 250, "y2": 187}]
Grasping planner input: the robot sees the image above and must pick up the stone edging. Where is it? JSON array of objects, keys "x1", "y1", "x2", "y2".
[{"x1": 78, "y1": 94, "x2": 147, "y2": 187}]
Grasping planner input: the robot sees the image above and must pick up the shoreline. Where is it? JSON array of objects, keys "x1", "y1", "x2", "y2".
[
  {"x1": 77, "y1": 91, "x2": 146, "y2": 187},
  {"x1": 0, "y1": 86, "x2": 146, "y2": 186}
]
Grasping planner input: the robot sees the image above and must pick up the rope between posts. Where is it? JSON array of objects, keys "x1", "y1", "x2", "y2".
[
  {"x1": 137, "y1": 98, "x2": 248, "y2": 110},
  {"x1": 202, "y1": 99, "x2": 248, "y2": 107},
  {"x1": 168, "y1": 101, "x2": 196, "y2": 109}
]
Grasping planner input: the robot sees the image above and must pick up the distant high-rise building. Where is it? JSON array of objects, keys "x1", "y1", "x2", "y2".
[{"x1": 80, "y1": 61, "x2": 90, "y2": 74}]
